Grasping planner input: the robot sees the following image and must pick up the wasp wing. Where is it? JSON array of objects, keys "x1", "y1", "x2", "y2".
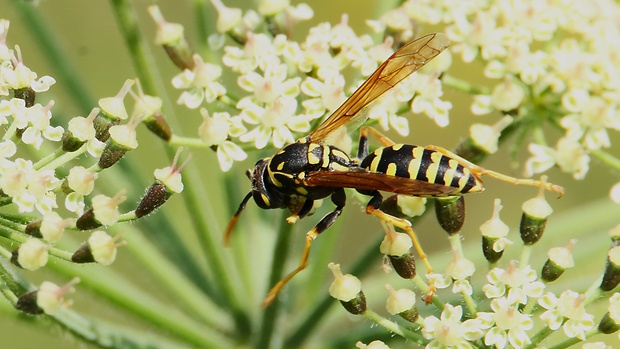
[
  {"x1": 304, "y1": 168, "x2": 460, "y2": 196},
  {"x1": 306, "y1": 33, "x2": 449, "y2": 143}
]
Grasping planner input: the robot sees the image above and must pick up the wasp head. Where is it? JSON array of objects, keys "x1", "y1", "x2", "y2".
[{"x1": 247, "y1": 158, "x2": 285, "y2": 210}]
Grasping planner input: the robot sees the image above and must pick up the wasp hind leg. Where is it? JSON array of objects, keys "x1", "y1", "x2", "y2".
[
  {"x1": 427, "y1": 145, "x2": 564, "y2": 197},
  {"x1": 357, "y1": 126, "x2": 396, "y2": 159},
  {"x1": 263, "y1": 189, "x2": 347, "y2": 307},
  {"x1": 365, "y1": 191, "x2": 436, "y2": 302}
]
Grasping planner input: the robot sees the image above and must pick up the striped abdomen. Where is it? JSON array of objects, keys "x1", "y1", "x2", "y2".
[{"x1": 360, "y1": 144, "x2": 484, "y2": 195}]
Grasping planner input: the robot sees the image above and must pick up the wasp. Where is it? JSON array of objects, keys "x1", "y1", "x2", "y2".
[{"x1": 224, "y1": 33, "x2": 563, "y2": 306}]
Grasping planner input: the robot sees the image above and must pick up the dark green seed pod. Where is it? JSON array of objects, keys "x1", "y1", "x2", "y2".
[
  {"x1": 24, "y1": 220, "x2": 43, "y2": 238},
  {"x1": 340, "y1": 291, "x2": 366, "y2": 315},
  {"x1": 541, "y1": 259, "x2": 564, "y2": 282},
  {"x1": 76, "y1": 209, "x2": 102, "y2": 230},
  {"x1": 598, "y1": 312, "x2": 620, "y2": 334},
  {"x1": 136, "y1": 183, "x2": 172, "y2": 218},
  {"x1": 16, "y1": 290, "x2": 43, "y2": 315},
  {"x1": 144, "y1": 113, "x2": 172, "y2": 141},
  {"x1": 434, "y1": 196, "x2": 465, "y2": 235},
  {"x1": 71, "y1": 243, "x2": 96, "y2": 264},
  {"x1": 482, "y1": 235, "x2": 504, "y2": 263},
  {"x1": 600, "y1": 247, "x2": 620, "y2": 292},
  {"x1": 388, "y1": 249, "x2": 416, "y2": 279},
  {"x1": 520, "y1": 213, "x2": 547, "y2": 245}
]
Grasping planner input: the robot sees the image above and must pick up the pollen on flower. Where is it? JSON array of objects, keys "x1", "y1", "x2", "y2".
[
  {"x1": 92, "y1": 190, "x2": 127, "y2": 226},
  {"x1": 328, "y1": 262, "x2": 361, "y2": 302}
]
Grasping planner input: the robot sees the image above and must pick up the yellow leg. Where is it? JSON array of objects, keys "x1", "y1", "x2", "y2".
[
  {"x1": 360, "y1": 126, "x2": 396, "y2": 146},
  {"x1": 263, "y1": 230, "x2": 317, "y2": 307},
  {"x1": 426, "y1": 145, "x2": 564, "y2": 197},
  {"x1": 367, "y1": 204, "x2": 436, "y2": 302}
]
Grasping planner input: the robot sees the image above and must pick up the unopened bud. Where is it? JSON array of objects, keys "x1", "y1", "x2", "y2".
[
  {"x1": 434, "y1": 196, "x2": 465, "y2": 235},
  {"x1": 72, "y1": 231, "x2": 124, "y2": 265},
  {"x1": 149, "y1": 5, "x2": 195, "y2": 70},
  {"x1": 600, "y1": 246, "x2": 620, "y2": 292},
  {"x1": 520, "y1": 191, "x2": 553, "y2": 245},
  {"x1": 599, "y1": 293, "x2": 620, "y2": 334},
  {"x1": 328, "y1": 263, "x2": 366, "y2": 314},
  {"x1": 385, "y1": 284, "x2": 418, "y2": 322},
  {"x1": 480, "y1": 199, "x2": 511, "y2": 263},
  {"x1": 541, "y1": 240, "x2": 575, "y2": 282},
  {"x1": 144, "y1": 112, "x2": 171, "y2": 141}
]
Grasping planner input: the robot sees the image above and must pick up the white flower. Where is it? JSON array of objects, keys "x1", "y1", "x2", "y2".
[
  {"x1": 483, "y1": 262, "x2": 544, "y2": 305},
  {"x1": 198, "y1": 109, "x2": 247, "y2": 171},
  {"x1": 173, "y1": 54, "x2": 226, "y2": 108},
  {"x1": 478, "y1": 298, "x2": 533, "y2": 349},
  {"x1": 422, "y1": 304, "x2": 483, "y2": 349},
  {"x1": 538, "y1": 290, "x2": 595, "y2": 340}
]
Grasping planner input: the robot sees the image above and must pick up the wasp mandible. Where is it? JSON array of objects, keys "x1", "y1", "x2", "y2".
[{"x1": 224, "y1": 33, "x2": 563, "y2": 307}]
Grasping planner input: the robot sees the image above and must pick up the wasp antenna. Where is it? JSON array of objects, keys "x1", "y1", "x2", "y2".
[{"x1": 224, "y1": 192, "x2": 253, "y2": 245}]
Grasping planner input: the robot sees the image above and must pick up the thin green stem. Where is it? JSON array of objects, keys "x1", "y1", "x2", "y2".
[
  {"x1": 255, "y1": 215, "x2": 293, "y2": 349},
  {"x1": 38, "y1": 145, "x2": 88, "y2": 171},
  {"x1": 525, "y1": 325, "x2": 554, "y2": 349},
  {"x1": 169, "y1": 135, "x2": 208, "y2": 148},
  {"x1": 363, "y1": 309, "x2": 427, "y2": 345},
  {"x1": 547, "y1": 328, "x2": 598, "y2": 349},
  {"x1": 591, "y1": 149, "x2": 620, "y2": 172},
  {"x1": 442, "y1": 73, "x2": 490, "y2": 95},
  {"x1": 48, "y1": 260, "x2": 231, "y2": 348},
  {"x1": 519, "y1": 244, "x2": 533, "y2": 269},
  {"x1": 120, "y1": 224, "x2": 234, "y2": 333},
  {"x1": 0, "y1": 223, "x2": 73, "y2": 261},
  {"x1": 33, "y1": 147, "x2": 67, "y2": 170}
]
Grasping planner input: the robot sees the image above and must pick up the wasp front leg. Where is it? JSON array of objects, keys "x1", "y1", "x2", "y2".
[{"x1": 263, "y1": 188, "x2": 347, "y2": 307}]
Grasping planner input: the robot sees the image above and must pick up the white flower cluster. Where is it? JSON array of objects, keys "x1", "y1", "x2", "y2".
[
  {"x1": 0, "y1": 18, "x2": 186, "y2": 314},
  {"x1": 161, "y1": 0, "x2": 451, "y2": 171},
  {"x1": 402, "y1": 0, "x2": 620, "y2": 195}
]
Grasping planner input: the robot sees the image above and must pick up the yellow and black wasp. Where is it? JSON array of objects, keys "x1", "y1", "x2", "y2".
[{"x1": 224, "y1": 33, "x2": 563, "y2": 306}]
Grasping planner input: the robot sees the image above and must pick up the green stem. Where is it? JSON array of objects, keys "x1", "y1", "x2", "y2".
[
  {"x1": 255, "y1": 215, "x2": 293, "y2": 349},
  {"x1": 546, "y1": 328, "x2": 598, "y2": 349},
  {"x1": 442, "y1": 73, "x2": 490, "y2": 95},
  {"x1": 48, "y1": 260, "x2": 231, "y2": 348},
  {"x1": 0, "y1": 223, "x2": 73, "y2": 261},
  {"x1": 37, "y1": 145, "x2": 88, "y2": 171},
  {"x1": 525, "y1": 325, "x2": 554, "y2": 349},
  {"x1": 591, "y1": 149, "x2": 620, "y2": 172},
  {"x1": 120, "y1": 224, "x2": 234, "y2": 333},
  {"x1": 169, "y1": 135, "x2": 208, "y2": 148},
  {"x1": 363, "y1": 309, "x2": 427, "y2": 345}
]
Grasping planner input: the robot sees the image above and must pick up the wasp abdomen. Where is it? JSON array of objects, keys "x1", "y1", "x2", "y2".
[{"x1": 360, "y1": 144, "x2": 483, "y2": 195}]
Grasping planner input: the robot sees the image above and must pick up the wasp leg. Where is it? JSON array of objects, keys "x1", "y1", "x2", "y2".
[
  {"x1": 364, "y1": 191, "x2": 436, "y2": 301},
  {"x1": 357, "y1": 126, "x2": 396, "y2": 159},
  {"x1": 224, "y1": 192, "x2": 253, "y2": 245},
  {"x1": 286, "y1": 198, "x2": 316, "y2": 224},
  {"x1": 263, "y1": 188, "x2": 347, "y2": 307},
  {"x1": 426, "y1": 145, "x2": 564, "y2": 197}
]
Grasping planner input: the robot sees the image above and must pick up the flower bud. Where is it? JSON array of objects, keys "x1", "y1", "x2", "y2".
[
  {"x1": 480, "y1": 199, "x2": 511, "y2": 263},
  {"x1": 385, "y1": 284, "x2": 418, "y2": 322},
  {"x1": 62, "y1": 108, "x2": 98, "y2": 152},
  {"x1": 328, "y1": 263, "x2": 366, "y2": 314},
  {"x1": 598, "y1": 293, "x2": 620, "y2": 334},
  {"x1": 12, "y1": 239, "x2": 48, "y2": 270},
  {"x1": 148, "y1": 5, "x2": 195, "y2": 70},
  {"x1": 600, "y1": 246, "x2": 620, "y2": 292},
  {"x1": 520, "y1": 189, "x2": 553, "y2": 245},
  {"x1": 143, "y1": 112, "x2": 171, "y2": 141},
  {"x1": 136, "y1": 184, "x2": 170, "y2": 218},
  {"x1": 72, "y1": 231, "x2": 124, "y2": 265},
  {"x1": 96, "y1": 80, "x2": 134, "y2": 141},
  {"x1": 434, "y1": 196, "x2": 465, "y2": 235},
  {"x1": 75, "y1": 208, "x2": 100, "y2": 230},
  {"x1": 24, "y1": 220, "x2": 43, "y2": 238},
  {"x1": 541, "y1": 240, "x2": 575, "y2": 282},
  {"x1": 16, "y1": 279, "x2": 79, "y2": 315}
]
